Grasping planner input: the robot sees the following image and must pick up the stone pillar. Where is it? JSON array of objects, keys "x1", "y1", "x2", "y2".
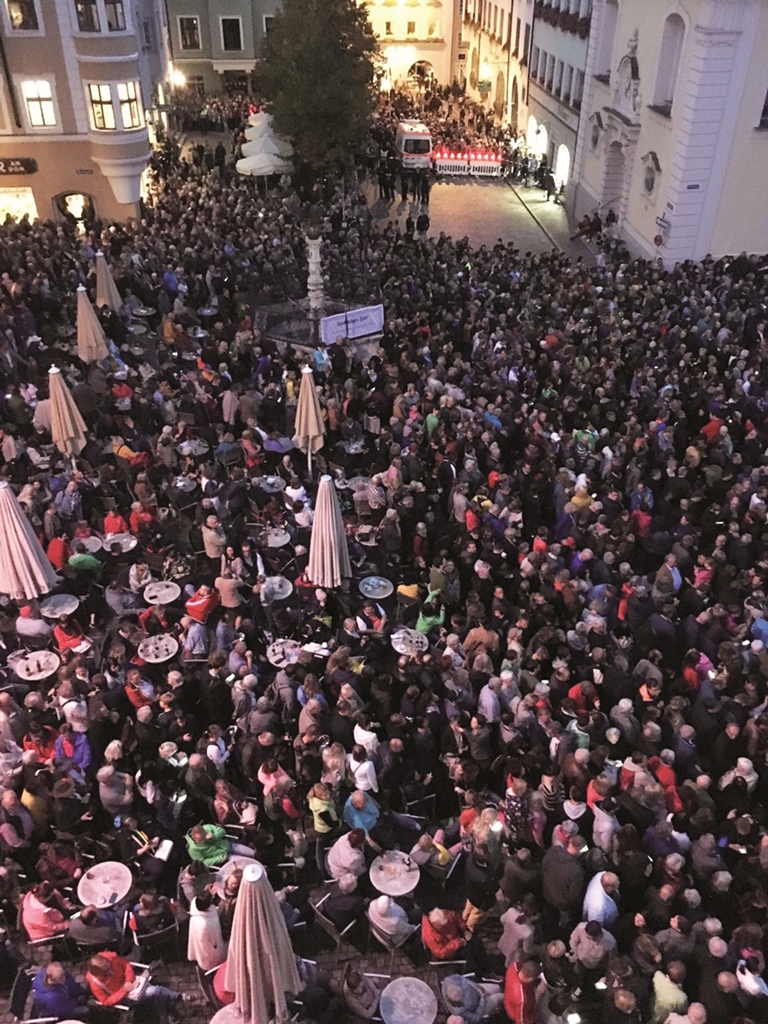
[{"x1": 306, "y1": 234, "x2": 324, "y2": 316}]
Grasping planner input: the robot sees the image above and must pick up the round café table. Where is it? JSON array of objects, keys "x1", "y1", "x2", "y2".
[
  {"x1": 213, "y1": 856, "x2": 261, "y2": 897},
  {"x1": 360, "y1": 576, "x2": 394, "y2": 599},
  {"x1": 258, "y1": 475, "x2": 286, "y2": 493},
  {"x1": 179, "y1": 439, "x2": 209, "y2": 458},
  {"x1": 143, "y1": 581, "x2": 181, "y2": 605},
  {"x1": 370, "y1": 850, "x2": 421, "y2": 897},
  {"x1": 263, "y1": 528, "x2": 291, "y2": 548},
  {"x1": 189, "y1": 326, "x2": 210, "y2": 340},
  {"x1": 173, "y1": 476, "x2": 198, "y2": 493},
  {"x1": 391, "y1": 628, "x2": 429, "y2": 656},
  {"x1": 266, "y1": 638, "x2": 301, "y2": 668},
  {"x1": 14, "y1": 650, "x2": 61, "y2": 682},
  {"x1": 138, "y1": 634, "x2": 179, "y2": 664},
  {"x1": 128, "y1": 323, "x2": 147, "y2": 336},
  {"x1": 77, "y1": 861, "x2": 133, "y2": 908},
  {"x1": 104, "y1": 532, "x2": 138, "y2": 553},
  {"x1": 264, "y1": 576, "x2": 293, "y2": 600},
  {"x1": 347, "y1": 475, "x2": 372, "y2": 489},
  {"x1": 380, "y1": 978, "x2": 437, "y2": 1024},
  {"x1": 40, "y1": 593, "x2": 80, "y2": 619},
  {"x1": 79, "y1": 535, "x2": 103, "y2": 554},
  {"x1": 133, "y1": 306, "x2": 156, "y2": 317}
]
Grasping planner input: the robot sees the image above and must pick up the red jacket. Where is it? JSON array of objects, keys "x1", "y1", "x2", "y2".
[
  {"x1": 503, "y1": 964, "x2": 537, "y2": 1024},
  {"x1": 422, "y1": 911, "x2": 465, "y2": 960},
  {"x1": 47, "y1": 536, "x2": 71, "y2": 570},
  {"x1": 86, "y1": 951, "x2": 134, "y2": 1006}
]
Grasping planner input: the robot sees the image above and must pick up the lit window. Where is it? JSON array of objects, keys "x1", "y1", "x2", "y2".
[
  {"x1": 105, "y1": 0, "x2": 125, "y2": 31},
  {"x1": 89, "y1": 83, "x2": 115, "y2": 129},
  {"x1": 6, "y1": 0, "x2": 38, "y2": 30},
  {"x1": 407, "y1": 20, "x2": 415, "y2": 33},
  {"x1": 75, "y1": 0, "x2": 99, "y2": 31},
  {"x1": 21, "y1": 80, "x2": 55, "y2": 127},
  {"x1": 117, "y1": 81, "x2": 142, "y2": 128},
  {"x1": 178, "y1": 15, "x2": 199, "y2": 50},
  {"x1": 221, "y1": 17, "x2": 242, "y2": 51},
  {"x1": 384, "y1": 19, "x2": 392, "y2": 33}
]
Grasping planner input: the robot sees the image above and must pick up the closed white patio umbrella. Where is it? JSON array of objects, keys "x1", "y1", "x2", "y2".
[
  {"x1": 308, "y1": 474, "x2": 351, "y2": 588},
  {"x1": 0, "y1": 481, "x2": 58, "y2": 600},
  {"x1": 95, "y1": 252, "x2": 122, "y2": 313},
  {"x1": 293, "y1": 365, "x2": 325, "y2": 473},
  {"x1": 223, "y1": 863, "x2": 300, "y2": 1024},
  {"x1": 49, "y1": 366, "x2": 87, "y2": 459},
  {"x1": 76, "y1": 286, "x2": 109, "y2": 364}
]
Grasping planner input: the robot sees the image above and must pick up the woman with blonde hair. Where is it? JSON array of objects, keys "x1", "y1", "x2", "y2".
[
  {"x1": 320, "y1": 742, "x2": 347, "y2": 793},
  {"x1": 308, "y1": 782, "x2": 339, "y2": 877}
]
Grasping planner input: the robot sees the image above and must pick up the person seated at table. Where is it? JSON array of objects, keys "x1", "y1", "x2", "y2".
[
  {"x1": 367, "y1": 895, "x2": 417, "y2": 944},
  {"x1": 23, "y1": 720, "x2": 58, "y2": 764},
  {"x1": 21, "y1": 880, "x2": 71, "y2": 940},
  {"x1": 113, "y1": 815, "x2": 167, "y2": 880},
  {"x1": 130, "y1": 892, "x2": 174, "y2": 935},
  {"x1": 128, "y1": 559, "x2": 155, "y2": 592},
  {"x1": 53, "y1": 614, "x2": 87, "y2": 652},
  {"x1": 178, "y1": 858, "x2": 215, "y2": 910},
  {"x1": 15, "y1": 605, "x2": 52, "y2": 645},
  {"x1": 139, "y1": 603, "x2": 171, "y2": 636},
  {"x1": 129, "y1": 501, "x2": 156, "y2": 536},
  {"x1": 355, "y1": 600, "x2": 387, "y2": 635},
  {"x1": 69, "y1": 904, "x2": 125, "y2": 949},
  {"x1": 442, "y1": 976, "x2": 505, "y2": 1024},
  {"x1": 36, "y1": 840, "x2": 83, "y2": 888},
  {"x1": 322, "y1": 872, "x2": 367, "y2": 930},
  {"x1": 32, "y1": 962, "x2": 88, "y2": 1020},
  {"x1": 185, "y1": 584, "x2": 219, "y2": 624},
  {"x1": 343, "y1": 789, "x2": 381, "y2": 837},
  {"x1": 342, "y1": 969, "x2": 380, "y2": 1020},
  {"x1": 185, "y1": 823, "x2": 253, "y2": 867},
  {"x1": 124, "y1": 666, "x2": 156, "y2": 709},
  {"x1": 68, "y1": 542, "x2": 103, "y2": 580},
  {"x1": 85, "y1": 952, "x2": 184, "y2": 1019},
  {"x1": 215, "y1": 868, "x2": 242, "y2": 942},
  {"x1": 423, "y1": 907, "x2": 469, "y2": 961},
  {"x1": 103, "y1": 507, "x2": 129, "y2": 535},
  {"x1": 327, "y1": 828, "x2": 367, "y2": 880},
  {"x1": 112, "y1": 435, "x2": 151, "y2": 469}
]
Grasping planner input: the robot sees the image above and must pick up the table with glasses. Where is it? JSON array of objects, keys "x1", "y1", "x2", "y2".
[
  {"x1": 263, "y1": 577, "x2": 293, "y2": 600},
  {"x1": 189, "y1": 326, "x2": 210, "y2": 341},
  {"x1": 138, "y1": 634, "x2": 179, "y2": 664},
  {"x1": 13, "y1": 650, "x2": 61, "y2": 682},
  {"x1": 40, "y1": 594, "x2": 80, "y2": 619},
  {"x1": 380, "y1": 978, "x2": 437, "y2": 1024},
  {"x1": 143, "y1": 581, "x2": 182, "y2": 605},
  {"x1": 133, "y1": 306, "x2": 156, "y2": 317},
  {"x1": 79, "y1": 535, "x2": 103, "y2": 554},
  {"x1": 370, "y1": 850, "x2": 420, "y2": 897},
  {"x1": 360, "y1": 576, "x2": 394, "y2": 599},
  {"x1": 77, "y1": 861, "x2": 133, "y2": 908},
  {"x1": 391, "y1": 628, "x2": 429, "y2": 656},
  {"x1": 213, "y1": 855, "x2": 260, "y2": 897},
  {"x1": 267, "y1": 638, "x2": 302, "y2": 668},
  {"x1": 104, "y1": 532, "x2": 138, "y2": 553},
  {"x1": 262, "y1": 528, "x2": 291, "y2": 548},
  {"x1": 257, "y1": 475, "x2": 286, "y2": 493},
  {"x1": 179, "y1": 439, "x2": 210, "y2": 458}
]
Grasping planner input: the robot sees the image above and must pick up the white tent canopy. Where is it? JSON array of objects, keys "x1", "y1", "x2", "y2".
[
  {"x1": 236, "y1": 153, "x2": 293, "y2": 177},
  {"x1": 241, "y1": 135, "x2": 293, "y2": 159},
  {"x1": 238, "y1": 111, "x2": 293, "y2": 179}
]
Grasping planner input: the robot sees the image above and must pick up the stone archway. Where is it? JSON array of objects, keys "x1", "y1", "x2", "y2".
[{"x1": 494, "y1": 70, "x2": 506, "y2": 120}]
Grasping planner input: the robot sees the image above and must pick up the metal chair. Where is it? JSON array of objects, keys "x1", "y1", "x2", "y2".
[
  {"x1": 367, "y1": 915, "x2": 420, "y2": 975},
  {"x1": 195, "y1": 964, "x2": 222, "y2": 1010},
  {"x1": 131, "y1": 919, "x2": 180, "y2": 961},
  {"x1": 8, "y1": 964, "x2": 58, "y2": 1024},
  {"x1": 310, "y1": 892, "x2": 357, "y2": 966}
]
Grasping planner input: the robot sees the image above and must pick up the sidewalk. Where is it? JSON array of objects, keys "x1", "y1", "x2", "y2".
[{"x1": 504, "y1": 180, "x2": 595, "y2": 262}]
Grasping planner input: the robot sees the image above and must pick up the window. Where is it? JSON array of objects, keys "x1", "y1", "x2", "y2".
[
  {"x1": 6, "y1": 0, "x2": 38, "y2": 30},
  {"x1": 117, "y1": 81, "x2": 142, "y2": 128},
  {"x1": 513, "y1": 17, "x2": 520, "y2": 53},
  {"x1": 263, "y1": 15, "x2": 274, "y2": 35},
  {"x1": 384, "y1": 19, "x2": 392, "y2": 33},
  {"x1": 141, "y1": 17, "x2": 153, "y2": 48},
  {"x1": 555, "y1": 59, "x2": 564, "y2": 97},
  {"x1": 188, "y1": 75, "x2": 205, "y2": 98},
  {"x1": 595, "y1": 0, "x2": 617, "y2": 80},
  {"x1": 522, "y1": 22, "x2": 530, "y2": 65},
  {"x1": 179, "y1": 15, "x2": 200, "y2": 50},
  {"x1": 220, "y1": 16, "x2": 242, "y2": 51},
  {"x1": 547, "y1": 54, "x2": 555, "y2": 90},
  {"x1": 652, "y1": 14, "x2": 684, "y2": 116},
  {"x1": 75, "y1": 0, "x2": 99, "y2": 31},
  {"x1": 105, "y1": 0, "x2": 124, "y2": 30},
  {"x1": 21, "y1": 79, "x2": 55, "y2": 126},
  {"x1": 89, "y1": 82, "x2": 115, "y2": 129},
  {"x1": 563, "y1": 64, "x2": 573, "y2": 104},
  {"x1": 407, "y1": 20, "x2": 415, "y2": 33},
  {"x1": 531, "y1": 45, "x2": 539, "y2": 78},
  {"x1": 572, "y1": 68, "x2": 584, "y2": 108}
]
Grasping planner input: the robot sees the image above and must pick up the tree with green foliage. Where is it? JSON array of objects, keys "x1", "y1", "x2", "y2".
[{"x1": 253, "y1": 0, "x2": 379, "y2": 180}]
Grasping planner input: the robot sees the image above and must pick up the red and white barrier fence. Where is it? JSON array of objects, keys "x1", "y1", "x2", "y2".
[{"x1": 432, "y1": 149, "x2": 504, "y2": 177}]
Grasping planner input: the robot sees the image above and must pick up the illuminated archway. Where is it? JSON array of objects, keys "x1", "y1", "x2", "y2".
[
  {"x1": 555, "y1": 144, "x2": 570, "y2": 187},
  {"x1": 526, "y1": 114, "x2": 538, "y2": 150}
]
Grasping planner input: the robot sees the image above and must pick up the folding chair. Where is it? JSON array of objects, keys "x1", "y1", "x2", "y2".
[
  {"x1": 367, "y1": 916, "x2": 420, "y2": 975},
  {"x1": 131, "y1": 919, "x2": 180, "y2": 961},
  {"x1": 196, "y1": 964, "x2": 222, "y2": 1009},
  {"x1": 9, "y1": 965, "x2": 58, "y2": 1024},
  {"x1": 310, "y1": 892, "x2": 357, "y2": 966}
]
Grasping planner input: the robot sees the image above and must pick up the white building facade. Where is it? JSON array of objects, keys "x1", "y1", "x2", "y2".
[
  {"x1": 369, "y1": 0, "x2": 457, "y2": 89},
  {"x1": 526, "y1": 0, "x2": 591, "y2": 187},
  {"x1": 570, "y1": 0, "x2": 768, "y2": 263}
]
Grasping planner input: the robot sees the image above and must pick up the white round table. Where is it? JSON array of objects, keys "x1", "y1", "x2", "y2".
[
  {"x1": 391, "y1": 628, "x2": 429, "y2": 655},
  {"x1": 264, "y1": 576, "x2": 293, "y2": 600},
  {"x1": 266, "y1": 638, "x2": 301, "y2": 668},
  {"x1": 173, "y1": 476, "x2": 198, "y2": 493},
  {"x1": 79, "y1": 535, "x2": 103, "y2": 554},
  {"x1": 370, "y1": 851, "x2": 420, "y2": 897},
  {"x1": 143, "y1": 581, "x2": 182, "y2": 605},
  {"x1": 77, "y1": 861, "x2": 133, "y2": 908},
  {"x1": 179, "y1": 439, "x2": 209, "y2": 457},
  {"x1": 14, "y1": 650, "x2": 60, "y2": 681},
  {"x1": 40, "y1": 594, "x2": 80, "y2": 618},
  {"x1": 360, "y1": 576, "x2": 394, "y2": 599},
  {"x1": 380, "y1": 978, "x2": 437, "y2": 1024},
  {"x1": 213, "y1": 856, "x2": 261, "y2": 897},
  {"x1": 259, "y1": 475, "x2": 286, "y2": 493},
  {"x1": 264, "y1": 528, "x2": 291, "y2": 548},
  {"x1": 133, "y1": 306, "x2": 156, "y2": 317},
  {"x1": 138, "y1": 634, "x2": 179, "y2": 664},
  {"x1": 104, "y1": 532, "x2": 138, "y2": 553}
]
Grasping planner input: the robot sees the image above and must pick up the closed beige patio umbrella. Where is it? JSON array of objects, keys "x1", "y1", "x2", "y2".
[
  {"x1": 95, "y1": 252, "x2": 122, "y2": 313},
  {"x1": 49, "y1": 367, "x2": 87, "y2": 460},
  {"x1": 0, "y1": 481, "x2": 58, "y2": 600},
  {"x1": 308, "y1": 474, "x2": 351, "y2": 588},
  {"x1": 76, "y1": 285, "x2": 109, "y2": 364},
  {"x1": 223, "y1": 863, "x2": 300, "y2": 1024},
  {"x1": 293, "y1": 365, "x2": 325, "y2": 473}
]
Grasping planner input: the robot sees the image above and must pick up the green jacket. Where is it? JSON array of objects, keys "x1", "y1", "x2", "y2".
[{"x1": 186, "y1": 825, "x2": 229, "y2": 866}]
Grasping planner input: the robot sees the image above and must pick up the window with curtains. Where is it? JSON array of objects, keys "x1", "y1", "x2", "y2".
[
  {"x1": 89, "y1": 83, "x2": 115, "y2": 129},
  {"x1": 117, "y1": 81, "x2": 142, "y2": 128},
  {"x1": 21, "y1": 79, "x2": 55, "y2": 126}
]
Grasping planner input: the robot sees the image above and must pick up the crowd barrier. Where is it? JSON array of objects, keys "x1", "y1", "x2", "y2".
[{"x1": 432, "y1": 150, "x2": 504, "y2": 177}]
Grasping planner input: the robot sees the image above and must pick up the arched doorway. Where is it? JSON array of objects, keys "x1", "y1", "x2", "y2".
[
  {"x1": 555, "y1": 144, "x2": 571, "y2": 187},
  {"x1": 494, "y1": 70, "x2": 505, "y2": 120},
  {"x1": 469, "y1": 48, "x2": 479, "y2": 89},
  {"x1": 535, "y1": 124, "x2": 548, "y2": 159},
  {"x1": 526, "y1": 114, "x2": 538, "y2": 150},
  {"x1": 509, "y1": 77, "x2": 519, "y2": 131},
  {"x1": 602, "y1": 140, "x2": 626, "y2": 213},
  {"x1": 407, "y1": 60, "x2": 435, "y2": 87}
]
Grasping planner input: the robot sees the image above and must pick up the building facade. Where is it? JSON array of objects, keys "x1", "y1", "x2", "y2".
[
  {"x1": 0, "y1": 0, "x2": 169, "y2": 224},
  {"x1": 571, "y1": 0, "x2": 768, "y2": 263},
  {"x1": 458, "y1": 0, "x2": 533, "y2": 126},
  {"x1": 369, "y1": 0, "x2": 457, "y2": 90},
  {"x1": 165, "y1": 0, "x2": 281, "y2": 95},
  {"x1": 526, "y1": 0, "x2": 590, "y2": 187}
]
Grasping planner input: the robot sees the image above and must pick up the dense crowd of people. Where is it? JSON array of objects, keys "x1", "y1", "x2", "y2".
[{"x1": 0, "y1": 89, "x2": 767, "y2": 1024}]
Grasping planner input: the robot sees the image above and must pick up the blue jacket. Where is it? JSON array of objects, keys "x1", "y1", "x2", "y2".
[{"x1": 32, "y1": 968, "x2": 86, "y2": 1017}]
